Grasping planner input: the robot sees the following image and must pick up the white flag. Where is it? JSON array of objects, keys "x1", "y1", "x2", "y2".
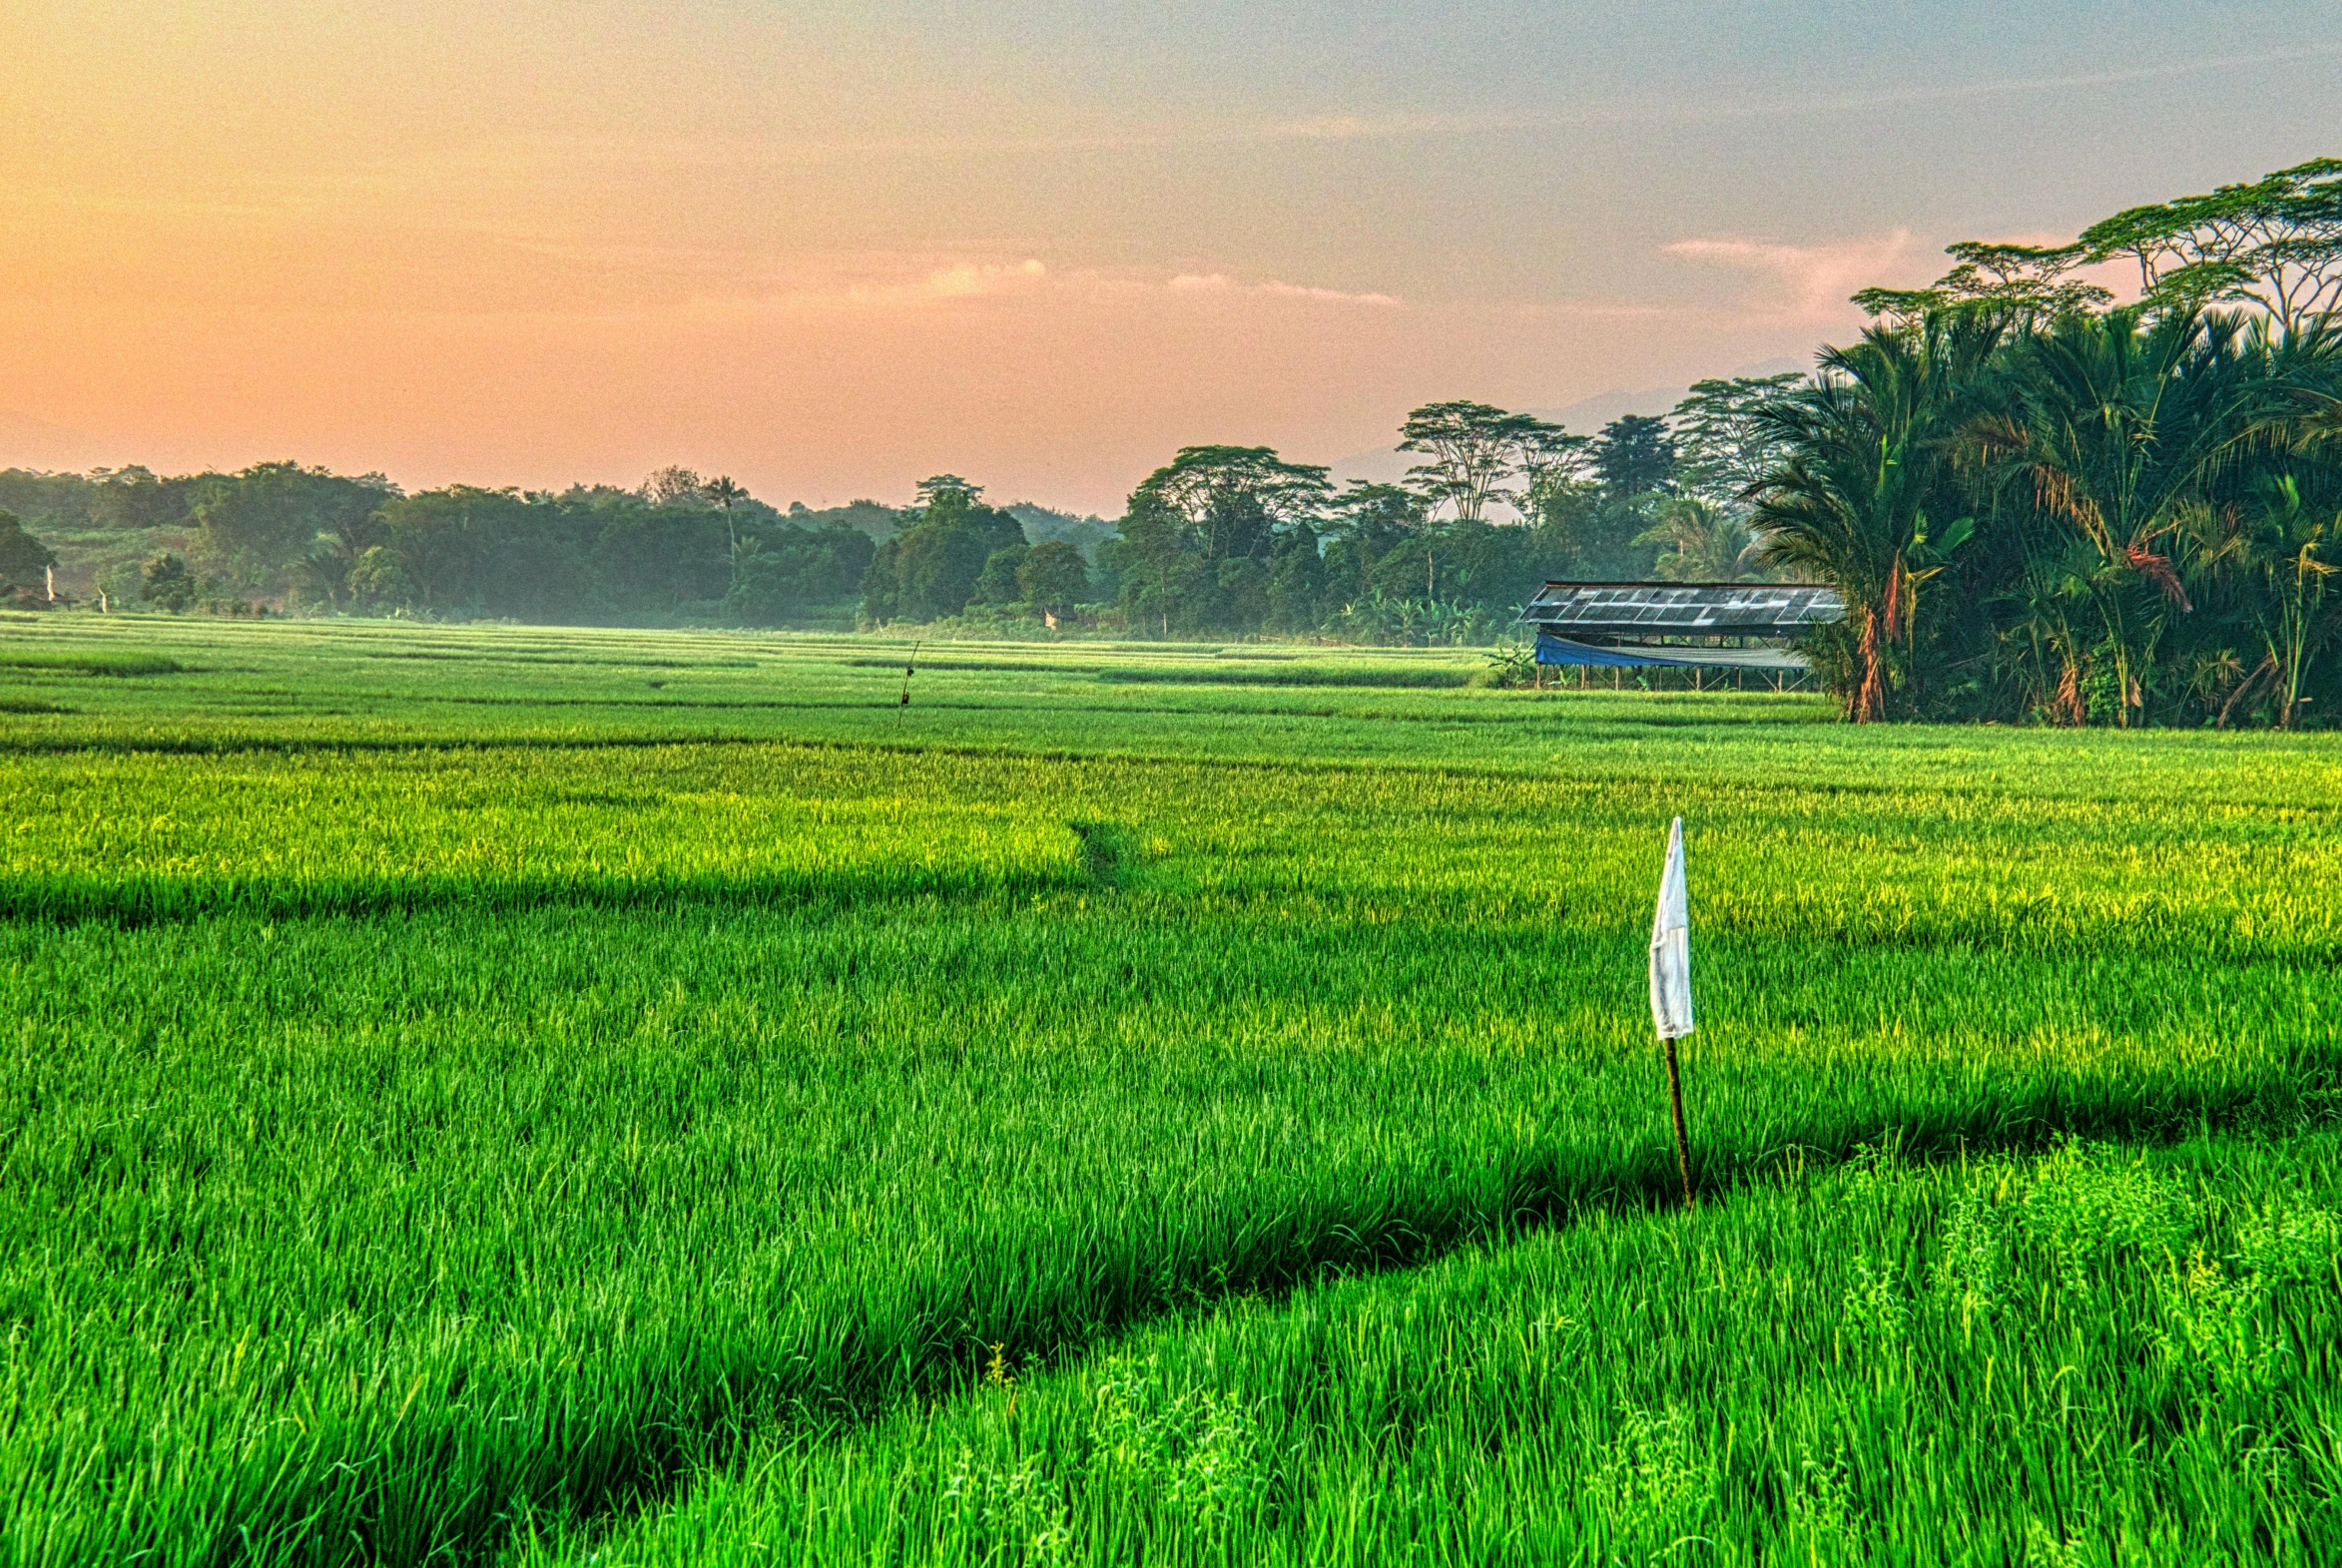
[{"x1": 1648, "y1": 816, "x2": 1693, "y2": 1040}]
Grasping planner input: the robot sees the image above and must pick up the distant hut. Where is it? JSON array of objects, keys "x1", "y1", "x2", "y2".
[{"x1": 1517, "y1": 581, "x2": 1845, "y2": 690}]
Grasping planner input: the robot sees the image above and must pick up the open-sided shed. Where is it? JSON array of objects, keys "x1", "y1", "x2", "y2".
[{"x1": 1519, "y1": 581, "x2": 1844, "y2": 673}]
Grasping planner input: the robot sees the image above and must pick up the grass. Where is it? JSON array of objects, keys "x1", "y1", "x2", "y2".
[
  {"x1": 0, "y1": 646, "x2": 183, "y2": 676},
  {"x1": 553, "y1": 1133, "x2": 2342, "y2": 1566},
  {"x1": 0, "y1": 614, "x2": 2338, "y2": 1565}
]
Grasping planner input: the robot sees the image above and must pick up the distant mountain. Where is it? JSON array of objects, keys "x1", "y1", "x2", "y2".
[
  {"x1": 1009, "y1": 502, "x2": 1117, "y2": 563},
  {"x1": 1329, "y1": 357, "x2": 1805, "y2": 491}
]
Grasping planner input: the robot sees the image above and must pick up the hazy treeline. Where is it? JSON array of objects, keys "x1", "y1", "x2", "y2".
[
  {"x1": 0, "y1": 463, "x2": 1108, "y2": 628},
  {"x1": 1071, "y1": 402, "x2": 1756, "y2": 645},
  {"x1": 842, "y1": 397, "x2": 1766, "y2": 643},
  {"x1": 0, "y1": 401, "x2": 1764, "y2": 641}
]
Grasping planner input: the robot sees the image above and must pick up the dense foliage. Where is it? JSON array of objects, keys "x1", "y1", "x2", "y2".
[
  {"x1": 861, "y1": 475, "x2": 1032, "y2": 624},
  {"x1": 2, "y1": 618, "x2": 2338, "y2": 1562},
  {"x1": 1759, "y1": 305, "x2": 2341, "y2": 729},
  {"x1": 1079, "y1": 413, "x2": 1712, "y2": 645},
  {"x1": 361, "y1": 480, "x2": 877, "y2": 626},
  {"x1": 1759, "y1": 158, "x2": 2342, "y2": 728},
  {"x1": 0, "y1": 415, "x2": 1718, "y2": 646}
]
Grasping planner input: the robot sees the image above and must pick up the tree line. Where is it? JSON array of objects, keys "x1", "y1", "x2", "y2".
[
  {"x1": 1055, "y1": 153, "x2": 2341, "y2": 729},
  {"x1": 0, "y1": 457, "x2": 1133, "y2": 628},
  {"x1": 857, "y1": 402, "x2": 1767, "y2": 644},
  {"x1": 2, "y1": 401, "x2": 1758, "y2": 639},
  {"x1": 0, "y1": 465, "x2": 880, "y2": 625},
  {"x1": 6, "y1": 155, "x2": 2332, "y2": 726}
]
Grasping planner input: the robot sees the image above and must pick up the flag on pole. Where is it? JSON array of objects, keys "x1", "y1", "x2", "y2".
[
  {"x1": 1648, "y1": 816, "x2": 1696, "y2": 1209},
  {"x1": 1648, "y1": 816, "x2": 1693, "y2": 1041}
]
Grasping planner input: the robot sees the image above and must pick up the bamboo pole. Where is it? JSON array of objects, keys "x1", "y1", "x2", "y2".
[{"x1": 1663, "y1": 1036, "x2": 1693, "y2": 1210}]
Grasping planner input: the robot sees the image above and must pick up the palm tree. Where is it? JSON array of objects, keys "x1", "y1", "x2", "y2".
[
  {"x1": 702, "y1": 475, "x2": 751, "y2": 598},
  {"x1": 1961, "y1": 308, "x2": 2309, "y2": 726},
  {"x1": 1990, "y1": 543, "x2": 2097, "y2": 724},
  {"x1": 1749, "y1": 312, "x2": 2002, "y2": 721},
  {"x1": 2211, "y1": 474, "x2": 2342, "y2": 728},
  {"x1": 1632, "y1": 497, "x2": 1761, "y2": 582}
]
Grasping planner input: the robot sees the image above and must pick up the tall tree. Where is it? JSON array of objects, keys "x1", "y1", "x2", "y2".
[
  {"x1": 1015, "y1": 541, "x2": 1091, "y2": 617},
  {"x1": 1752, "y1": 313, "x2": 2003, "y2": 721},
  {"x1": 2077, "y1": 158, "x2": 2342, "y2": 332},
  {"x1": 1397, "y1": 401, "x2": 1560, "y2": 522},
  {"x1": 1670, "y1": 375, "x2": 1807, "y2": 504},
  {"x1": 1111, "y1": 488, "x2": 1211, "y2": 638},
  {"x1": 1965, "y1": 308, "x2": 2309, "y2": 726},
  {"x1": 1853, "y1": 243, "x2": 2113, "y2": 326},
  {"x1": 862, "y1": 478, "x2": 1024, "y2": 624},
  {"x1": 0, "y1": 508, "x2": 57, "y2": 593},
  {"x1": 639, "y1": 467, "x2": 711, "y2": 508},
  {"x1": 1114, "y1": 446, "x2": 1331, "y2": 635},
  {"x1": 913, "y1": 474, "x2": 985, "y2": 508},
  {"x1": 1134, "y1": 446, "x2": 1331, "y2": 554},
  {"x1": 1633, "y1": 498, "x2": 1760, "y2": 582},
  {"x1": 193, "y1": 462, "x2": 396, "y2": 598},
  {"x1": 1591, "y1": 415, "x2": 1678, "y2": 498},
  {"x1": 702, "y1": 474, "x2": 750, "y2": 594},
  {"x1": 1858, "y1": 158, "x2": 2342, "y2": 335},
  {"x1": 1320, "y1": 481, "x2": 1427, "y2": 609},
  {"x1": 1516, "y1": 422, "x2": 1595, "y2": 519},
  {"x1": 2230, "y1": 473, "x2": 2342, "y2": 728}
]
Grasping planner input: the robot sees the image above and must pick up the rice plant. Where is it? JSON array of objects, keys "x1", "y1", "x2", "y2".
[{"x1": 0, "y1": 616, "x2": 2336, "y2": 1564}]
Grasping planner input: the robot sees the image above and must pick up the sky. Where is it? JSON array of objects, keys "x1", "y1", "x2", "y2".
[{"x1": 4, "y1": 2, "x2": 2338, "y2": 515}]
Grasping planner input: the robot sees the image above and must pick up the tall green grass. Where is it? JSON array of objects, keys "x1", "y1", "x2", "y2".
[
  {"x1": 560, "y1": 1133, "x2": 2342, "y2": 1565},
  {"x1": 4, "y1": 741, "x2": 2335, "y2": 959},
  {"x1": 6, "y1": 617, "x2": 2338, "y2": 815},
  {"x1": 0, "y1": 616, "x2": 2337, "y2": 1563},
  {"x1": 0, "y1": 647, "x2": 182, "y2": 676},
  {"x1": 5, "y1": 900, "x2": 2323, "y2": 1563},
  {"x1": 0, "y1": 748, "x2": 1081, "y2": 921}
]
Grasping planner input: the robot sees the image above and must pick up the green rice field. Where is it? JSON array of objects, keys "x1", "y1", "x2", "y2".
[{"x1": 3, "y1": 612, "x2": 2340, "y2": 1565}]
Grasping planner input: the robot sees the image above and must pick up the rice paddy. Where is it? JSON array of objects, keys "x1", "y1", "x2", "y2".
[{"x1": 2, "y1": 614, "x2": 2338, "y2": 1564}]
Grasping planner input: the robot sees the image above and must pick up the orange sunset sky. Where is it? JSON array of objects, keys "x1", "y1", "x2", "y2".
[{"x1": 6, "y1": 2, "x2": 2339, "y2": 515}]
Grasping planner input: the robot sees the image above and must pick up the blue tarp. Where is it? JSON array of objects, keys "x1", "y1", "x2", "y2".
[{"x1": 1533, "y1": 633, "x2": 1808, "y2": 671}]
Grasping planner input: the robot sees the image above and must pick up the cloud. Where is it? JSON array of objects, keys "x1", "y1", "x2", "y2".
[
  {"x1": 1168, "y1": 272, "x2": 1402, "y2": 307},
  {"x1": 680, "y1": 260, "x2": 1401, "y2": 320},
  {"x1": 429, "y1": 114, "x2": 1518, "y2": 176},
  {"x1": 888, "y1": 258, "x2": 1048, "y2": 302},
  {"x1": 426, "y1": 42, "x2": 2342, "y2": 176},
  {"x1": 1663, "y1": 231, "x2": 1919, "y2": 321},
  {"x1": 696, "y1": 258, "x2": 1051, "y2": 314},
  {"x1": 1248, "y1": 111, "x2": 1528, "y2": 145}
]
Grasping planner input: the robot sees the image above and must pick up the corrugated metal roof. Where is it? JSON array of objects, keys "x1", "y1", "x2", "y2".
[{"x1": 1520, "y1": 582, "x2": 1845, "y2": 635}]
